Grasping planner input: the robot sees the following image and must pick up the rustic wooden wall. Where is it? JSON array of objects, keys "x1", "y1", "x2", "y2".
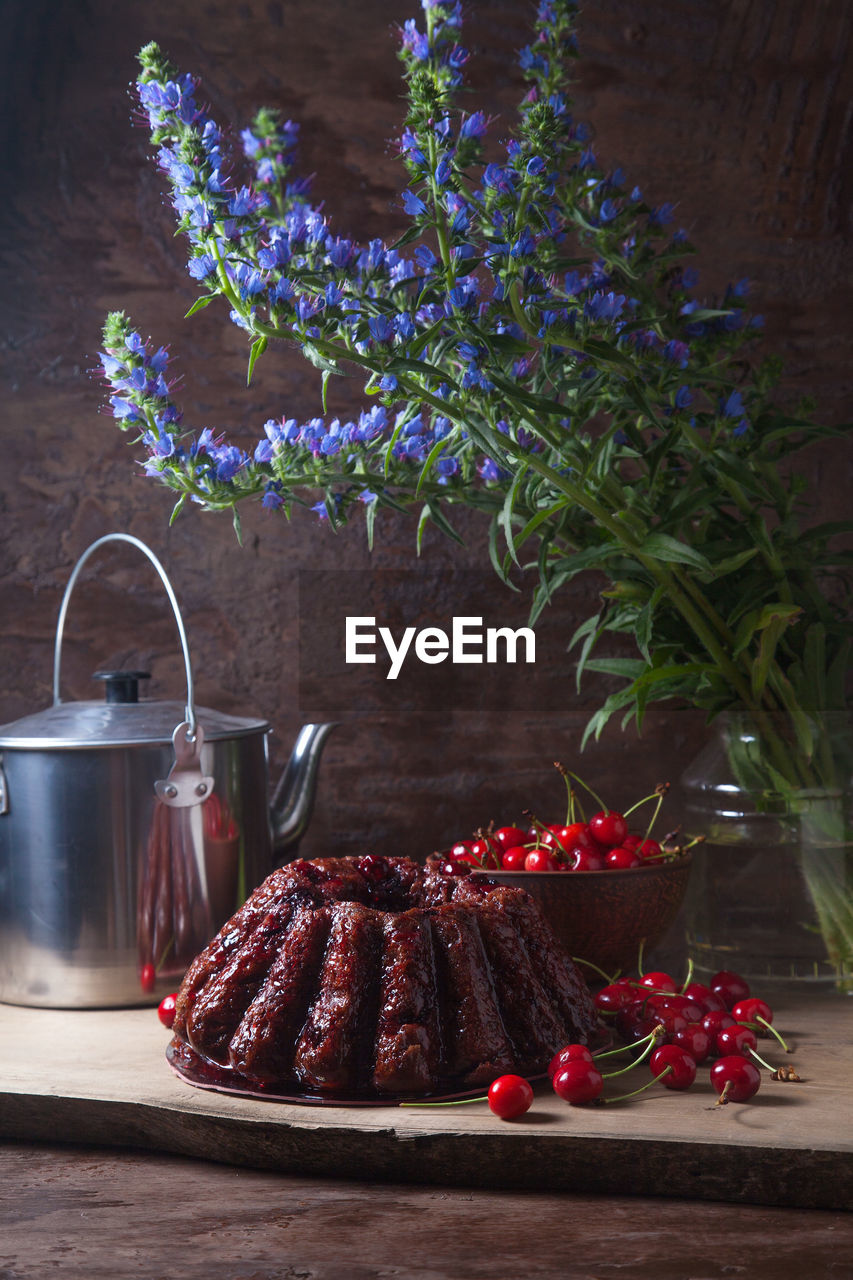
[{"x1": 1, "y1": 0, "x2": 851, "y2": 863}]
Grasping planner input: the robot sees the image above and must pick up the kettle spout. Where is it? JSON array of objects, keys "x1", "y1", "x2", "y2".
[{"x1": 270, "y1": 723, "x2": 337, "y2": 859}]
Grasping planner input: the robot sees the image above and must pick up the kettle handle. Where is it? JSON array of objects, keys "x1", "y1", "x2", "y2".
[{"x1": 52, "y1": 533, "x2": 198, "y2": 738}]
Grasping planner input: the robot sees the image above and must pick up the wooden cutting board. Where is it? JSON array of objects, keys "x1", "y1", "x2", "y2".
[{"x1": 0, "y1": 993, "x2": 850, "y2": 1209}]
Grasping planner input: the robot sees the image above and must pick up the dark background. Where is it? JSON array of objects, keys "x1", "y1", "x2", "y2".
[{"x1": 1, "y1": 0, "x2": 851, "y2": 861}]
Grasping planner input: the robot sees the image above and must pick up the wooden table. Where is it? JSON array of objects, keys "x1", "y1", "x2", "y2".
[
  {"x1": 1, "y1": 1140, "x2": 852, "y2": 1279},
  {"x1": 1, "y1": 990, "x2": 851, "y2": 1277}
]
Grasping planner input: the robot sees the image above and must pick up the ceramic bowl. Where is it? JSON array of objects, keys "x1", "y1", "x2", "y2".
[{"x1": 472, "y1": 855, "x2": 692, "y2": 982}]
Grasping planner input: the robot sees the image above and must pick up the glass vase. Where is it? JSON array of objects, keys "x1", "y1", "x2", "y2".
[{"x1": 681, "y1": 711, "x2": 853, "y2": 994}]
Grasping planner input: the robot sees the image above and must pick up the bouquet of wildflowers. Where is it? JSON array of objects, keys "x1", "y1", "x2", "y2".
[{"x1": 101, "y1": 1, "x2": 851, "y2": 874}]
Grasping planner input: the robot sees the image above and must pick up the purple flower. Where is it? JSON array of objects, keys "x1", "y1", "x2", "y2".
[
  {"x1": 402, "y1": 189, "x2": 427, "y2": 217},
  {"x1": 719, "y1": 389, "x2": 745, "y2": 418},
  {"x1": 584, "y1": 290, "x2": 626, "y2": 323},
  {"x1": 262, "y1": 484, "x2": 284, "y2": 510},
  {"x1": 368, "y1": 314, "x2": 394, "y2": 343},
  {"x1": 460, "y1": 111, "x2": 488, "y2": 139}
]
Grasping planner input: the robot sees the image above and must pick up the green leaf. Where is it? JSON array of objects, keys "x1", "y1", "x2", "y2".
[
  {"x1": 509, "y1": 499, "x2": 571, "y2": 560},
  {"x1": 570, "y1": 612, "x2": 605, "y2": 691},
  {"x1": 246, "y1": 335, "x2": 267, "y2": 386},
  {"x1": 184, "y1": 293, "x2": 218, "y2": 318},
  {"x1": 232, "y1": 507, "x2": 243, "y2": 546},
  {"x1": 751, "y1": 608, "x2": 802, "y2": 699},
  {"x1": 416, "y1": 504, "x2": 430, "y2": 556},
  {"x1": 695, "y1": 547, "x2": 760, "y2": 582},
  {"x1": 581, "y1": 658, "x2": 648, "y2": 679},
  {"x1": 623, "y1": 378, "x2": 664, "y2": 429},
  {"x1": 302, "y1": 342, "x2": 341, "y2": 375},
  {"x1": 169, "y1": 494, "x2": 188, "y2": 525},
  {"x1": 580, "y1": 337, "x2": 636, "y2": 371},
  {"x1": 635, "y1": 584, "x2": 665, "y2": 661},
  {"x1": 418, "y1": 501, "x2": 465, "y2": 548},
  {"x1": 321, "y1": 369, "x2": 331, "y2": 415},
  {"x1": 416, "y1": 434, "x2": 452, "y2": 497},
  {"x1": 488, "y1": 515, "x2": 516, "y2": 588},
  {"x1": 500, "y1": 469, "x2": 529, "y2": 567},
  {"x1": 638, "y1": 533, "x2": 712, "y2": 572},
  {"x1": 733, "y1": 601, "x2": 802, "y2": 661},
  {"x1": 364, "y1": 496, "x2": 377, "y2": 552}
]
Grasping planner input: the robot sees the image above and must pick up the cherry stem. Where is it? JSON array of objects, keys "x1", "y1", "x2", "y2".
[
  {"x1": 560, "y1": 766, "x2": 608, "y2": 814},
  {"x1": 593, "y1": 1024, "x2": 664, "y2": 1062},
  {"x1": 572, "y1": 956, "x2": 617, "y2": 983},
  {"x1": 601, "y1": 1026, "x2": 666, "y2": 1078},
  {"x1": 715, "y1": 1079, "x2": 732, "y2": 1107},
  {"x1": 636, "y1": 938, "x2": 647, "y2": 977},
  {"x1": 748, "y1": 1046, "x2": 776, "y2": 1072},
  {"x1": 622, "y1": 783, "x2": 668, "y2": 819},
  {"x1": 605, "y1": 1064, "x2": 672, "y2": 1104},
  {"x1": 678, "y1": 958, "x2": 695, "y2": 993},
  {"x1": 756, "y1": 1014, "x2": 792, "y2": 1053},
  {"x1": 640, "y1": 784, "x2": 670, "y2": 843},
  {"x1": 554, "y1": 763, "x2": 574, "y2": 825},
  {"x1": 400, "y1": 1095, "x2": 487, "y2": 1108}
]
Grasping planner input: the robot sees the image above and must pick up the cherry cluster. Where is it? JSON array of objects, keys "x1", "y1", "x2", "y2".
[
  {"x1": 486, "y1": 966, "x2": 797, "y2": 1119},
  {"x1": 439, "y1": 767, "x2": 692, "y2": 875}
]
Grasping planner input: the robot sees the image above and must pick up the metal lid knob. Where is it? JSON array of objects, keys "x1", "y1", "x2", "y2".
[{"x1": 93, "y1": 670, "x2": 151, "y2": 704}]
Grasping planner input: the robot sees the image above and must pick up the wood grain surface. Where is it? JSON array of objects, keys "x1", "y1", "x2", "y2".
[
  {"x1": 1, "y1": 1139, "x2": 852, "y2": 1280},
  {"x1": 1, "y1": 994, "x2": 850, "y2": 1211}
]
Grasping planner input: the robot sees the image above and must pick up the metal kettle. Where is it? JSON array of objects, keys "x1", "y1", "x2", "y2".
[{"x1": 0, "y1": 533, "x2": 335, "y2": 1009}]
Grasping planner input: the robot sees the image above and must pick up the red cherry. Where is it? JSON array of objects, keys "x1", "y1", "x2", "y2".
[
  {"x1": 568, "y1": 847, "x2": 605, "y2": 871},
  {"x1": 157, "y1": 993, "x2": 177, "y2": 1028},
  {"x1": 621, "y1": 833, "x2": 642, "y2": 851},
  {"x1": 682, "y1": 982, "x2": 726, "y2": 1014},
  {"x1": 493, "y1": 825, "x2": 528, "y2": 852},
  {"x1": 701, "y1": 1010, "x2": 735, "y2": 1042},
  {"x1": 638, "y1": 971, "x2": 678, "y2": 994},
  {"x1": 552, "y1": 1061, "x2": 604, "y2": 1104},
  {"x1": 710, "y1": 1054, "x2": 761, "y2": 1102},
  {"x1": 649, "y1": 1044, "x2": 697, "y2": 1090},
  {"x1": 615, "y1": 1003, "x2": 659, "y2": 1044},
  {"x1": 450, "y1": 840, "x2": 474, "y2": 861},
  {"x1": 731, "y1": 997, "x2": 773, "y2": 1026},
  {"x1": 636, "y1": 838, "x2": 663, "y2": 861},
  {"x1": 559, "y1": 822, "x2": 598, "y2": 851},
  {"x1": 672, "y1": 1022, "x2": 712, "y2": 1064},
  {"x1": 487, "y1": 1074, "x2": 534, "y2": 1120},
  {"x1": 501, "y1": 846, "x2": 528, "y2": 871},
  {"x1": 525, "y1": 848, "x2": 557, "y2": 872},
  {"x1": 710, "y1": 969, "x2": 750, "y2": 1009},
  {"x1": 594, "y1": 983, "x2": 637, "y2": 1015},
  {"x1": 548, "y1": 1043, "x2": 594, "y2": 1079},
  {"x1": 140, "y1": 963, "x2": 156, "y2": 994},
  {"x1": 470, "y1": 837, "x2": 500, "y2": 868},
  {"x1": 440, "y1": 859, "x2": 468, "y2": 877},
  {"x1": 589, "y1": 810, "x2": 629, "y2": 847},
  {"x1": 606, "y1": 847, "x2": 642, "y2": 869},
  {"x1": 716, "y1": 1024, "x2": 758, "y2": 1057},
  {"x1": 651, "y1": 994, "x2": 703, "y2": 1023}
]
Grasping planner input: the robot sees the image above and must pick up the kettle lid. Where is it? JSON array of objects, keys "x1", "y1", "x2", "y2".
[{"x1": 0, "y1": 698, "x2": 269, "y2": 749}]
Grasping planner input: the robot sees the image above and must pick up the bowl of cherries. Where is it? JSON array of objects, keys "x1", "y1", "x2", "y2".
[{"x1": 439, "y1": 764, "x2": 696, "y2": 980}]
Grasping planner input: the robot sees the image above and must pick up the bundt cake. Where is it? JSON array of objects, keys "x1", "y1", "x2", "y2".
[{"x1": 167, "y1": 854, "x2": 601, "y2": 1101}]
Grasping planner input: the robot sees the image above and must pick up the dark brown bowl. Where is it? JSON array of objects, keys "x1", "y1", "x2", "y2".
[{"x1": 472, "y1": 856, "x2": 692, "y2": 982}]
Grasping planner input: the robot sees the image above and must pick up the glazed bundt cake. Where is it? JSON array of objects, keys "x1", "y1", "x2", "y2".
[{"x1": 167, "y1": 854, "x2": 601, "y2": 1100}]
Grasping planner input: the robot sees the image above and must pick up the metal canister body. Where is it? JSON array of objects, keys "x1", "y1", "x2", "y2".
[{"x1": 0, "y1": 707, "x2": 272, "y2": 1008}]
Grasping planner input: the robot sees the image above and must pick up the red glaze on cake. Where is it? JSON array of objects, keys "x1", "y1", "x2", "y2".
[{"x1": 169, "y1": 855, "x2": 601, "y2": 1100}]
